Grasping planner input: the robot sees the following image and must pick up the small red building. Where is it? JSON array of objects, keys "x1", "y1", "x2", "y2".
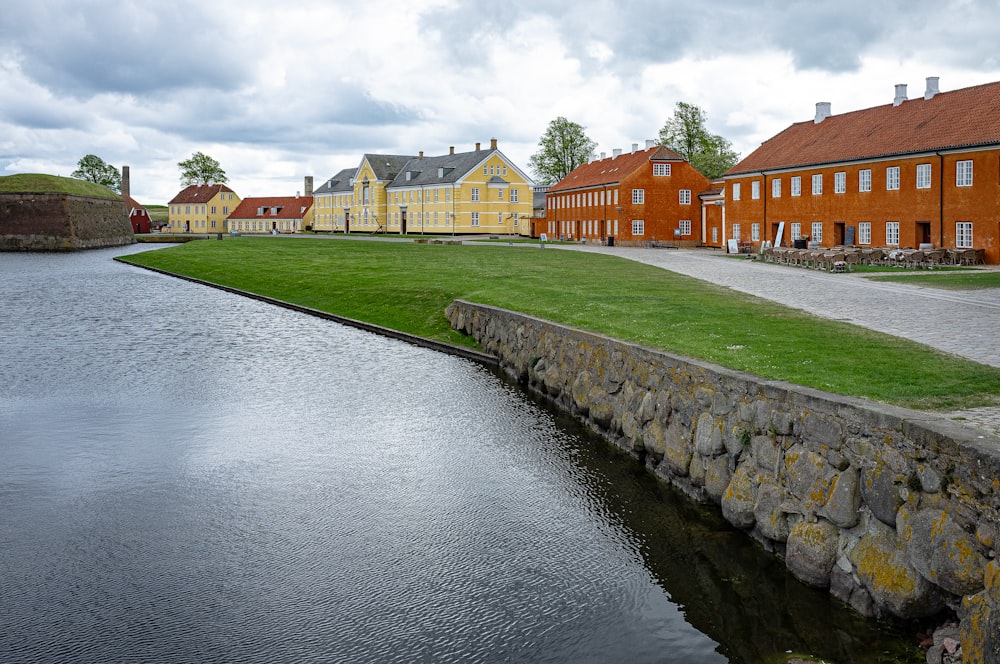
[{"x1": 545, "y1": 143, "x2": 711, "y2": 246}]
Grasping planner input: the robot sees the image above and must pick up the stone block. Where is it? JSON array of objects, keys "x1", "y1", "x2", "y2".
[
  {"x1": 850, "y1": 524, "x2": 946, "y2": 619},
  {"x1": 822, "y1": 468, "x2": 861, "y2": 528},
  {"x1": 786, "y1": 519, "x2": 839, "y2": 588},
  {"x1": 753, "y1": 479, "x2": 790, "y2": 542},
  {"x1": 722, "y1": 460, "x2": 758, "y2": 529},
  {"x1": 695, "y1": 412, "x2": 725, "y2": 457},
  {"x1": 905, "y1": 508, "x2": 987, "y2": 597}
]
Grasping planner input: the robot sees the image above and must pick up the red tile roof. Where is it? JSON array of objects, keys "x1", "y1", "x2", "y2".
[
  {"x1": 228, "y1": 196, "x2": 313, "y2": 220},
  {"x1": 727, "y1": 79, "x2": 1000, "y2": 176},
  {"x1": 548, "y1": 145, "x2": 685, "y2": 192},
  {"x1": 168, "y1": 184, "x2": 237, "y2": 204}
]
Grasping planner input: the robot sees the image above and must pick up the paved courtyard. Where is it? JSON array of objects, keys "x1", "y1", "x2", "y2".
[{"x1": 555, "y1": 244, "x2": 1000, "y2": 436}]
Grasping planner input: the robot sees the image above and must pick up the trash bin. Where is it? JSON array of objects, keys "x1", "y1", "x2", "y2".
[{"x1": 607, "y1": 236, "x2": 615, "y2": 247}]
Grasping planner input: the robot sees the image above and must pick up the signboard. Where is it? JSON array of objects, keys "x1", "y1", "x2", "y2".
[
  {"x1": 775, "y1": 221, "x2": 785, "y2": 247},
  {"x1": 727, "y1": 239, "x2": 739, "y2": 254}
]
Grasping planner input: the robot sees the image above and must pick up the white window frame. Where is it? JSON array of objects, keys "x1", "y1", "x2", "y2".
[
  {"x1": 632, "y1": 219, "x2": 644, "y2": 235},
  {"x1": 679, "y1": 189, "x2": 691, "y2": 205},
  {"x1": 632, "y1": 189, "x2": 644, "y2": 204},
  {"x1": 751, "y1": 223, "x2": 760, "y2": 241},
  {"x1": 732, "y1": 223, "x2": 742, "y2": 241},
  {"x1": 679, "y1": 219, "x2": 691, "y2": 236},
  {"x1": 956, "y1": 222, "x2": 973, "y2": 248},
  {"x1": 791, "y1": 176, "x2": 801, "y2": 197},
  {"x1": 653, "y1": 163, "x2": 671, "y2": 176},
  {"x1": 751, "y1": 181, "x2": 760, "y2": 199},
  {"x1": 916, "y1": 163, "x2": 932, "y2": 189},
  {"x1": 510, "y1": 188, "x2": 518, "y2": 203},
  {"x1": 811, "y1": 222, "x2": 823, "y2": 242},
  {"x1": 956, "y1": 160, "x2": 973, "y2": 187},
  {"x1": 886, "y1": 166, "x2": 900, "y2": 191},
  {"x1": 732, "y1": 182, "x2": 741, "y2": 200},
  {"x1": 471, "y1": 187, "x2": 480, "y2": 202},
  {"x1": 471, "y1": 212, "x2": 480, "y2": 227},
  {"x1": 812, "y1": 174, "x2": 823, "y2": 195},
  {"x1": 886, "y1": 221, "x2": 900, "y2": 245},
  {"x1": 772, "y1": 178, "x2": 781, "y2": 198},
  {"x1": 859, "y1": 169, "x2": 872, "y2": 192},
  {"x1": 858, "y1": 222, "x2": 871, "y2": 245},
  {"x1": 790, "y1": 222, "x2": 801, "y2": 240},
  {"x1": 834, "y1": 171, "x2": 846, "y2": 194}
]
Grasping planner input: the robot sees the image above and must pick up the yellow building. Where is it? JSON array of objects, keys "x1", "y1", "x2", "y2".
[
  {"x1": 316, "y1": 139, "x2": 534, "y2": 236},
  {"x1": 166, "y1": 184, "x2": 240, "y2": 233}
]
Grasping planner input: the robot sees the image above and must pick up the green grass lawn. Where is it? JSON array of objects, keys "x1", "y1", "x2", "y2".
[
  {"x1": 120, "y1": 237, "x2": 1000, "y2": 411},
  {"x1": 865, "y1": 270, "x2": 1000, "y2": 289}
]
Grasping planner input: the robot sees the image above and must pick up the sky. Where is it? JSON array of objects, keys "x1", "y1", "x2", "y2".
[{"x1": 2, "y1": 0, "x2": 1000, "y2": 204}]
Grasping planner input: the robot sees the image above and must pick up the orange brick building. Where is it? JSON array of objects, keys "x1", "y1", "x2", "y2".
[
  {"x1": 545, "y1": 143, "x2": 710, "y2": 245},
  {"x1": 724, "y1": 78, "x2": 1000, "y2": 263}
]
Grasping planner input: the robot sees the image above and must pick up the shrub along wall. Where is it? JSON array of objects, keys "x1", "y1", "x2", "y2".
[
  {"x1": 447, "y1": 299, "x2": 1000, "y2": 662},
  {"x1": 0, "y1": 192, "x2": 134, "y2": 250}
]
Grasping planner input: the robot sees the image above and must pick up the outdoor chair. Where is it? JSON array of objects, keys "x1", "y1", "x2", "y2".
[{"x1": 905, "y1": 250, "x2": 925, "y2": 269}]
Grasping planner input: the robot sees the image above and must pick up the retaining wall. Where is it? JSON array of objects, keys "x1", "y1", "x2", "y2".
[
  {"x1": 0, "y1": 192, "x2": 135, "y2": 251},
  {"x1": 447, "y1": 299, "x2": 1000, "y2": 662}
]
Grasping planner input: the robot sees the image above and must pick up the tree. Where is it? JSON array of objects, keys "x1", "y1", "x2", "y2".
[
  {"x1": 528, "y1": 117, "x2": 597, "y2": 185},
  {"x1": 178, "y1": 151, "x2": 228, "y2": 186},
  {"x1": 71, "y1": 154, "x2": 121, "y2": 193},
  {"x1": 658, "y1": 102, "x2": 739, "y2": 180}
]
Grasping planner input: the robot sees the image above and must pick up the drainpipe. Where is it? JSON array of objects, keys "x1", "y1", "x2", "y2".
[
  {"x1": 761, "y1": 173, "x2": 767, "y2": 246},
  {"x1": 936, "y1": 152, "x2": 944, "y2": 247}
]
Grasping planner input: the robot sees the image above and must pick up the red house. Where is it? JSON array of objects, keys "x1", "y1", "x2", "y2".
[
  {"x1": 545, "y1": 142, "x2": 711, "y2": 246},
  {"x1": 723, "y1": 78, "x2": 1000, "y2": 263},
  {"x1": 121, "y1": 166, "x2": 150, "y2": 234}
]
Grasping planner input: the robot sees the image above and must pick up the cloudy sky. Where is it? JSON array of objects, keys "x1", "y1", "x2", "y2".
[{"x1": 3, "y1": 0, "x2": 999, "y2": 204}]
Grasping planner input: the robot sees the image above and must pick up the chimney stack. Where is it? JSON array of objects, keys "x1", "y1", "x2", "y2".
[
  {"x1": 304, "y1": 176, "x2": 313, "y2": 197},
  {"x1": 924, "y1": 76, "x2": 940, "y2": 100},
  {"x1": 600, "y1": 152, "x2": 606, "y2": 159},
  {"x1": 893, "y1": 83, "x2": 908, "y2": 106},
  {"x1": 419, "y1": 150, "x2": 424, "y2": 159},
  {"x1": 645, "y1": 139, "x2": 655, "y2": 149},
  {"x1": 121, "y1": 165, "x2": 130, "y2": 199},
  {"x1": 449, "y1": 146, "x2": 455, "y2": 155},
  {"x1": 631, "y1": 142, "x2": 639, "y2": 153},
  {"x1": 490, "y1": 137, "x2": 497, "y2": 150},
  {"x1": 814, "y1": 102, "x2": 832, "y2": 123},
  {"x1": 475, "y1": 142, "x2": 481, "y2": 151},
  {"x1": 612, "y1": 148, "x2": 622, "y2": 158}
]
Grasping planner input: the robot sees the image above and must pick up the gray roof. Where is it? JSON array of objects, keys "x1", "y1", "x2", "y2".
[
  {"x1": 360, "y1": 154, "x2": 416, "y2": 182},
  {"x1": 386, "y1": 147, "x2": 496, "y2": 189},
  {"x1": 314, "y1": 168, "x2": 357, "y2": 195}
]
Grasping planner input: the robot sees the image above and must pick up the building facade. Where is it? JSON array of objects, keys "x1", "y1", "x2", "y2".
[
  {"x1": 167, "y1": 184, "x2": 240, "y2": 234},
  {"x1": 544, "y1": 143, "x2": 711, "y2": 245},
  {"x1": 723, "y1": 78, "x2": 1000, "y2": 263},
  {"x1": 227, "y1": 195, "x2": 314, "y2": 234}
]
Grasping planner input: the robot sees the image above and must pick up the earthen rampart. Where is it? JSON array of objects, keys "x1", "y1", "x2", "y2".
[{"x1": 0, "y1": 192, "x2": 135, "y2": 251}]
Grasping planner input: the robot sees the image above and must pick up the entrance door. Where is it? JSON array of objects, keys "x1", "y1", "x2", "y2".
[
  {"x1": 401, "y1": 211, "x2": 407, "y2": 235},
  {"x1": 834, "y1": 222, "x2": 845, "y2": 246},
  {"x1": 916, "y1": 221, "x2": 932, "y2": 246}
]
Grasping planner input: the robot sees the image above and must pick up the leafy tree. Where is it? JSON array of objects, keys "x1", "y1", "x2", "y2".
[
  {"x1": 71, "y1": 154, "x2": 121, "y2": 193},
  {"x1": 658, "y1": 102, "x2": 739, "y2": 180},
  {"x1": 528, "y1": 117, "x2": 597, "y2": 185},
  {"x1": 178, "y1": 151, "x2": 228, "y2": 186}
]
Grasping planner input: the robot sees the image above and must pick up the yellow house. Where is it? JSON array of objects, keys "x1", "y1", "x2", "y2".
[
  {"x1": 320, "y1": 139, "x2": 534, "y2": 236},
  {"x1": 166, "y1": 184, "x2": 240, "y2": 233}
]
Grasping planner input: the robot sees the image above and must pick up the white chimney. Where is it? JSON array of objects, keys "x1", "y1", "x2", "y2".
[
  {"x1": 631, "y1": 143, "x2": 639, "y2": 153},
  {"x1": 893, "y1": 83, "x2": 908, "y2": 106},
  {"x1": 814, "y1": 102, "x2": 832, "y2": 123},
  {"x1": 645, "y1": 139, "x2": 655, "y2": 149},
  {"x1": 600, "y1": 152, "x2": 606, "y2": 159},
  {"x1": 613, "y1": 148, "x2": 622, "y2": 158},
  {"x1": 924, "y1": 76, "x2": 940, "y2": 100}
]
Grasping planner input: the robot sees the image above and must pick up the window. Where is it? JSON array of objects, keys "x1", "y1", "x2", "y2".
[
  {"x1": 211, "y1": 206, "x2": 217, "y2": 214},
  {"x1": 712, "y1": 227, "x2": 718, "y2": 243},
  {"x1": 956, "y1": 222, "x2": 973, "y2": 248},
  {"x1": 446, "y1": 188, "x2": 451, "y2": 202},
  {"x1": 859, "y1": 169, "x2": 872, "y2": 192},
  {"x1": 834, "y1": 172, "x2": 846, "y2": 194},
  {"x1": 653, "y1": 163, "x2": 671, "y2": 176},
  {"x1": 632, "y1": 189, "x2": 644, "y2": 204},
  {"x1": 811, "y1": 222, "x2": 823, "y2": 242},
  {"x1": 791, "y1": 176, "x2": 801, "y2": 196},
  {"x1": 772, "y1": 178, "x2": 781, "y2": 198},
  {"x1": 751, "y1": 181, "x2": 760, "y2": 199},
  {"x1": 751, "y1": 223, "x2": 760, "y2": 241},
  {"x1": 498, "y1": 188, "x2": 504, "y2": 200},
  {"x1": 679, "y1": 219, "x2": 691, "y2": 235},
  {"x1": 732, "y1": 223, "x2": 741, "y2": 241},
  {"x1": 679, "y1": 189, "x2": 691, "y2": 205},
  {"x1": 511, "y1": 188, "x2": 518, "y2": 203},
  {"x1": 916, "y1": 163, "x2": 932, "y2": 189},
  {"x1": 732, "y1": 182, "x2": 741, "y2": 200},
  {"x1": 886, "y1": 221, "x2": 900, "y2": 245},
  {"x1": 471, "y1": 212, "x2": 480, "y2": 227},
  {"x1": 957, "y1": 160, "x2": 973, "y2": 187},
  {"x1": 858, "y1": 222, "x2": 871, "y2": 245},
  {"x1": 483, "y1": 166, "x2": 488, "y2": 175},
  {"x1": 790, "y1": 222, "x2": 801, "y2": 240},
  {"x1": 886, "y1": 166, "x2": 900, "y2": 190},
  {"x1": 223, "y1": 206, "x2": 229, "y2": 215},
  {"x1": 632, "y1": 219, "x2": 644, "y2": 235},
  {"x1": 471, "y1": 187, "x2": 480, "y2": 202},
  {"x1": 812, "y1": 174, "x2": 823, "y2": 195}
]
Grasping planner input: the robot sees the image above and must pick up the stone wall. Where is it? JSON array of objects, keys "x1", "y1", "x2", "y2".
[
  {"x1": 447, "y1": 299, "x2": 1000, "y2": 661},
  {"x1": 0, "y1": 192, "x2": 135, "y2": 251}
]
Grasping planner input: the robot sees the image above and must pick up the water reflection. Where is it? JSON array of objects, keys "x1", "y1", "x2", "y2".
[{"x1": 0, "y1": 245, "x2": 918, "y2": 663}]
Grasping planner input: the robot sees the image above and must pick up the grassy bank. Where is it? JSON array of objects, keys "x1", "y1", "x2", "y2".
[{"x1": 120, "y1": 237, "x2": 1000, "y2": 411}]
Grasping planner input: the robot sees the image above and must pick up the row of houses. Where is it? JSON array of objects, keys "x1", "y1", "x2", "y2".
[{"x1": 155, "y1": 76, "x2": 999, "y2": 263}]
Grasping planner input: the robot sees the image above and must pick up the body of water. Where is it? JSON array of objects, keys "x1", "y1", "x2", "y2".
[{"x1": 0, "y1": 245, "x2": 919, "y2": 663}]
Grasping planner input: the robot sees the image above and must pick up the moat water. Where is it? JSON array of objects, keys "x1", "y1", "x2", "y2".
[{"x1": 0, "y1": 245, "x2": 921, "y2": 663}]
